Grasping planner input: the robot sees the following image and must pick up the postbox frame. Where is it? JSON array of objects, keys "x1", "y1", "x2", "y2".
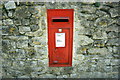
[{"x1": 47, "y1": 9, "x2": 74, "y2": 67}]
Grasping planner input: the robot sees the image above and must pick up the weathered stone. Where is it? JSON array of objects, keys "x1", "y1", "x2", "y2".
[
  {"x1": 33, "y1": 30, "x2": 44, "y2": 37},
  {"x1": 18, "y1": 2, "x2": 35, "y2": 6},
  {"x1": 109, "y1": 7, "x2": 119, "y2": 17},
  {"x1": 9, "y1": 41, "x2": 16, "y2": 49},
  {"x1": 31, "y1": 72, "x2": 39, "y2": 77},
  {"x1": 28, "y1": 6, "x2": 39, "y2": 14},
  {"x1": 39, "y1": 74, "x2": 56, "y2": 78},
  {"x1": 2, "y1": 26, "x2": 9, "y2": 35},
  {"x1": 34, "y1": 48, "x2": 47, "y2": 58},
  {"x1": 79, "y1": 13, "x2": 98, "y2": 20},
  {"x1": 112, "y1": 66, "x2": 119, "y2": 72},
  {"x1": 33, "y1": 2, "x2": 45, "y2": 6},
  {"x1": 96, "y1": 10, "x2": 107, "y2": 17},
  {"x1": 78, "y1": 35, "x2": 94, "y2": 45},
  {"x1": 9, "y1": 26, "x2": 19, "y2": 35},
  {"x1": 30, "y1": 18, "x2": 39, "y2": 24},
  {"x1": 94, "y1": 39, "x2": 107, "y2": 45},
  {"x1": 32, "y1": 13, "x2": 41, "y2": 19},
  {"x1": 41, "y1": 19, "x2": 46, "y2": 29},
  {"x1": 57, "y1": 76, "x2": 63, "y2": 78},
  {"x1": 17, "y1": 40, "x2": 28, "y2": 48},
  {"x1": 30, "y1": 25, "x2": 39, "y2": 31},
  {"x1": 25, "y1": 32, "x2": 34, "y2": 36},
  {"x1": 111, "y1": 59, "x2": 120, "y2": 66},
  {"x1": 16, "y1": 49, "x2": 26, "y2": 55},
  {"x1": 113, "y1": 54, "x2": 119, "y2": 58},
  {"x1": 14, "y1": 19, "x2": 21, "y2": 25},
  {"x1": 81, "y1": 5, "x2": 96, "y2": 13},
  {"x1": 7, "y1": 11, "x2": 13, "y2": 18},
  {"x1": 3, "y1": 19, "x2": 13, "y2": 25},
  {"x1": 106, "y1": 24, "x2": 119, "y2": 32},
  {"x1": 0, "y1": 26, "x2": 2, "y2": 36},
  {"x1": 74, "y1": 54, "x2": 85, "y2": 60},
  {"x1": 81, "y1": 2, "x2": 95, "y2": 5},
  {"x1": 4, "y1": 1, "x2": 16, "y2": 10},
  {"x1": 89, "y1": 72, "x2": 107, "y2": 78},
  {"x1": 14, "y1": 6, "x2": 31, "y2": 18},
  {"x1": 98, "y1": 5, "x2": 110, "y2": 11},
  {"x1": 80, "y1": 20, "x2": 94, "y2": 28},
  {"x1": 17, "y1": 75, "x2": 30, "y2": 78},
  {"x1": 77, "y1": 47, "x2": 87, "y2": 54},
  {"x1": 9, "y1": 27, "x2": 16, "y2": 33},
  {"x1": 2, "y1": 26, "x2": 19, "y2": 35},
  {"x1": 38, "y1": 59, "x2": 48, "y2": 66},
  {"x1": 32, "y1": 67, "x2": 43, "y2": 72},
  {"x1": 19, "y1": 26, "x2": 31, "y2": 34},
  {"x1": 116, "y1": 17, "x2": 120, "y2": 25},
  {"x1": 2, "y1": 40, "x2": 10, "y2": 53},
  {"x1": 0, "y1": 20, "x2": 2, "y2": 26},
  {"x1": 22, "y1": 19, "x2": 29, "y2": 25},
  {"x1": 105, "y1": 2, "x2": 120, "y2": 7},
  {"x1": 78, "y1": 72, "x2": 91, "y2": 78},
  {"x1": 1, "y1": 2, "x2": 120, "y2": 78},
  {"x1": 107, "y1": 32, "x2": 118, "y2": 38},
  {"x1": 112, "y1": 46, "x2": 118, "y2": 53},
  {"x1": 107, "y1": 47, "x2": 113, "y2": 53},
  {"x1": 88, "y1": 48, "x2": 109, "y2": 55},
  {"x1": 94, "y1": 17, "x2": 110, "y2": 27},
  {"x1": 105, "y1": 54, "x2": 113, "y2": 59},
  {"x1": 2, "y1": 10, "x2": 8, "y2": 19},
  {"x1": 2, "y1": 36, "x2": 28, "y2": 41},
  {"x1": 73, "y1": 60, "x2": 80, "y2": 66},
  {"x1": 62, "y1": 75, "x2": 68, "y2": 78},
  {"x1": 78, "y1": 26, "x2": 93, "y2": 35},
  {"x1": 30, "y1": 37, "x2": 44, "y2": 46},
  {"x1": 70, "y1": 74, "x2": 80, "y2": 78},
  {"x1": 94, "y1": 43, "x2": 105, "y2": 47},
  {"x1": 107, "y1": 38, "x2": 119, "y2": 46},
  {"x1": 93, "y1": 30, "x2": 107, "y2": 39},
  {"x1": 47, "y1": 67, "x2": 63, "y2": 75},
  {"x1": 96, "y1": 61, "x2": 106, "y2": 72},
  {"x1": 104, "y1": 66, "x2": 112, "y2": 72},
  {"x1": 105, "y1": 59, "x2": 111, "y2": 65},
  {"x1": 63, "y1": 67, "x2": 73, "y2": 74},
  {"x1": 0, "y1": 9, "x2": 2, "y2": 20}
]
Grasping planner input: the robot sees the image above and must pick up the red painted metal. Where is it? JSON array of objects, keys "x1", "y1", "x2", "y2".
[{"x1": 47, "y1": 9, "x2": 74, "y2": 67}]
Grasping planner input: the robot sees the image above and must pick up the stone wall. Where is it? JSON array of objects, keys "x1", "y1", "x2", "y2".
[{"x1": 0, "y1": 1, "x2": 120, "y2": 78}]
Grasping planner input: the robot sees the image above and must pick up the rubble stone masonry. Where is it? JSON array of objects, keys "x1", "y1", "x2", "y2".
[{"x1": 0, "y1": 1, "x2": 120, "y2": 78}]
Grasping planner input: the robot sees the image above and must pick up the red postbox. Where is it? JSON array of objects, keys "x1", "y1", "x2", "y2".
[{"x1": 47, "y1": 9, "x2": 74, "y2": 67}]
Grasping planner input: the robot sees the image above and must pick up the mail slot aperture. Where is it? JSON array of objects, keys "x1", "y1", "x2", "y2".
[{"x1": 52, "y1": 17, "x2": 69, "y2": 22}]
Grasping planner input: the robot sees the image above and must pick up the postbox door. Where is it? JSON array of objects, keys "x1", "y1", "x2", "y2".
[{"x1": 49, "y1": 28, "x2": 70, "y2": 65}]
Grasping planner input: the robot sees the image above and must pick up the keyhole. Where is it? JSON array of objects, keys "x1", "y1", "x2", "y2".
[{"x1": 58, "y1": 29, "x2": 62, "y2": 32}]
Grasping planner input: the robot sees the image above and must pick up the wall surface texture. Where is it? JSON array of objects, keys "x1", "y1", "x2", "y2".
[{"x1": 0, "y1": 1, "x2": 120, "y2": 78}]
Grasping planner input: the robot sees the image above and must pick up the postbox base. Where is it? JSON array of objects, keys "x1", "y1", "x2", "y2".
[{"x1": 49, "y1": 64, "x2": 72, "y2": 67}]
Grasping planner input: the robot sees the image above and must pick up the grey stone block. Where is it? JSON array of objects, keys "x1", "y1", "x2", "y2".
[
  {"x1": 78, "y1": 35, "x2": 94, "y2": 45},
  {"x1": 88, "y1": 48, "x2": 109, "y2": 55},
  {"x1": 109, "y1": 7, "x2": 119, "y2": 17},
  {"x1": 14, "y1": 19, "x2": 22, "y2": 25},
  {"x1": 4, "y1": 1, "x2": 16, "y2": 10},
  {"x1": 19, "y1": 26, "x2": 31, "y2": 34},
  {"x1": 93, "y1": 30, "x2": 107, "y2": 39},
  {"x1": 22, "y1": 19, "x2": 29, "y2": 25},
  {"x1": 3, "y1": 19, "x2": 13, "y2": 25}
]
